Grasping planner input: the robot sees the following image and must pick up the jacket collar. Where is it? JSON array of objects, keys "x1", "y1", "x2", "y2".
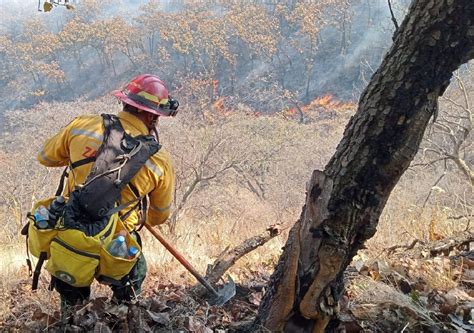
[{"x1": 118, "y1": 111, "x2": 149, "y2": 135}]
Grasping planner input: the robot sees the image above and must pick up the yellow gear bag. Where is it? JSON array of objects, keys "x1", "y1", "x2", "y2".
[{"x1": 27, "y1": 197, "x2": 142, "y2": 288}]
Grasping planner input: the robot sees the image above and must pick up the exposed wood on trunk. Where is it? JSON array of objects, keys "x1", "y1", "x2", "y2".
[{"x1": 254, "y1": 1, "x2": 474, "y2": 332}]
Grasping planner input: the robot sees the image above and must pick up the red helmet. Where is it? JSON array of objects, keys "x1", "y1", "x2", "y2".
[{"x1": 112, "y1": 74, "x2": 179, "y2": 116}]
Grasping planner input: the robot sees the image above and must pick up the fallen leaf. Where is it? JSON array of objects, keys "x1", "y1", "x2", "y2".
[
  {"x1": 93, "y1": 321, "x2": 112, "y2": 333},
  {"x1": 463, "y1": 258, "x2": 474, "y2": 269},
  {"x1": 105, "y1": 304, "x2": 128, "y2": 318},
  {"x1": 166, "y1": 291, "x2": 184, "y2": 303},
  {"x1": 146, "y1": 310, "x2": 170, "y2": 326},
  {"x1": 31, "y1": 308, "x2": 57, "y2": 327},
  {"x1": 149, "y1": 298, "x2": 171, "y2": 313},
  {"x1": 185, "y1": 316, "x2": 212, "y2": 333},
  {"x1": 248, "y1": 292, "x2": 262, "y2": 306}
]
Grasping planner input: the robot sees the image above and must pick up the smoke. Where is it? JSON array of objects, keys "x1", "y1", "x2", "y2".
[
  {"x1": 0, "y1": 0, "x2": 411, "y2": 114},
  {"x1": 306, "y1": 0, "x2": 410, "y2": 100}
]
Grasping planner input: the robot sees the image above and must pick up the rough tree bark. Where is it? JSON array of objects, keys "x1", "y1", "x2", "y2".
[{"x1": 254, "y1": 1, "x2": 474, "y2": 332}]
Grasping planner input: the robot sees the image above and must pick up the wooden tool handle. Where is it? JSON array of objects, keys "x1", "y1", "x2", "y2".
[{"x1": 145, "y1": 224, "x2": 219, "y2": 296}]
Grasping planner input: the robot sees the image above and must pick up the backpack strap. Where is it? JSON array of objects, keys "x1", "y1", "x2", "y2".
[
  {"x1": 54, "y1": 157, "x2": 97, "y2": 196},
  {"x1": 71, "y1": 156, "x2": 96, "y2": 169},
  {"x1": 120, "y1": 183, "x2": 146, "y2": 226},
  {"x1": 32, "y1": 252, "x2": 47, "y2": 290},
  {"x1": 128, "y1": 183, "x2": 142, "y2": 213},
  {"x1": 105, "y1": 197, "x2": 143, "y2": 217},
  {"x1": 21, "y1": 222, "x2": 33, "y2": 277},
  {"x1": 139, "y1": 196, "x2": 148, "y2": 230},
  {"x1": 55, "y1": 168, "x2": 69, "y2": 197},
  {"x1": 52, "y1": 117, "x2": 107, "y2": 197}
]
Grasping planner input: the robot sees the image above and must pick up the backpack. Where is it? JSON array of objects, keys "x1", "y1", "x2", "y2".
[{"x1": 23, "y1": 114, "x2": 160, "y2": 289}]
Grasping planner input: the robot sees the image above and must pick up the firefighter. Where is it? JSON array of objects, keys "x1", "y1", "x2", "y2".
[{"x1": 37, "y1": 74, "x2": 178, "y2": 315}]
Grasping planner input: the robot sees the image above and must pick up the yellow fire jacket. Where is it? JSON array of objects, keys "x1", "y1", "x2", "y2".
[{"x1": 37, "y1": 111, "x2": 175, "y2": 231}]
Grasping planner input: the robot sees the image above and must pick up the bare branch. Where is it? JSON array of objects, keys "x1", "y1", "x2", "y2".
[
  {"x1": 201, "y1": 162, "x2": 235, "y2": 182},
  {"x1": 203, "y1": 224, "x2": 285, "y2": 286},
  {"x1": 447, "y1": 214, "x2": 473, "y2": 220},
  {"x1": 384, "y1": 239, "x2": 425, "y2": 255},
  {"x1": 410, "y1": 156, "x2": 449, "y2": 167},
  {"x1": 387, "y1": 0, "x2": 399, "y2": 32},
  {"x1": 422, "y1": 168, "x2": 447, "y2": 209}
]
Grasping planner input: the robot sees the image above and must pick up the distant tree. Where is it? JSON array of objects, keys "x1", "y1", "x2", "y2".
[
  {"x1": 5, "y1": 18, "x2": 64, "y2": 100},
  {"x1": 223, "y1": 3, "x2": 279, "y2": 94},
  {"x1": 225, "y1": 3, "x2": 279, "y2": 60},
  {"x1": 287, "y1": 1, "x2": 341, "y2": 103},
  {"x1": 59, "y1": 17, "x2": 90, "y2": 70},
  {"x1": 74, "y1": 0, "x2": 111, "y2": 23},
  {"x1": 158, "y1": 5, "x2": 233, "y2": 101},
  {"x1": 254, "y1": 1, "x2": 474, "y2": 332},
  {"x1": 135, "y1": 0, "x2": 171, "y2": 69},
  {"x1": 0, "y1": 36, "x2": 16, "y2": 85},
  {"x1": 100, "y1": 17, "x2": 140, "y2": 73}
]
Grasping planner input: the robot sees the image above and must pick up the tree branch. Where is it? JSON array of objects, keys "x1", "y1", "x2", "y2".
[
  {"x1": 422, "y1": 167, "x2": 447, "y2": 208},
  {"x1": 384, "y1": 239, "x2": 425, "y2": 255},
  {"x1": 204, "y1": 224, "x2": 285, "y2": 286},
  {"x1": 191, "y1": 224, "x2": 285, "y2": 297},
  {"x1": 387, "y1": 0, "x2": 399, "y2": 33}
]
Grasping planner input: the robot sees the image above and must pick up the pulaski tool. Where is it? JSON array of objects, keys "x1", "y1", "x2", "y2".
[{"x1": 145, "y1": 224, "x2": 236, "y2": 306}]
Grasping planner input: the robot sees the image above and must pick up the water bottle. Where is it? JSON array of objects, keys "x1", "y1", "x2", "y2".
[
  {"x1": 48, "y1": 196, "x2": 65, "y2": 222},
  {"x1": 34, "y1": 206, "x2": 50, "y2": 229},
  {"x1": 107, "y1": 235, "x2": 128, "y2": 258},
  {"x1": 128, "y1": 246, "x2": 139, "y2": 259}
]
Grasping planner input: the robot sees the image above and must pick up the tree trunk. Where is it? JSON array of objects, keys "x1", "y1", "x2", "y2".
[{"x1": 254, "y1": 1, "x2": 474, "y2": 332}]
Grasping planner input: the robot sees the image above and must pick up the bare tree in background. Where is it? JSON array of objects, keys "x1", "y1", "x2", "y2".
[
  {"x1": 254, "y1": 0, "x2": 474, "y2": 332},
  {"x1": 421, "y1": 68, "x2": 473, "y2": 184},
  {"x1": 411, "y1": 66, "x2": 473, "y2": 231}
]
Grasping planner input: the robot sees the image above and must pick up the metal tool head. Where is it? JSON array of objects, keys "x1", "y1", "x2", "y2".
[{"x1": 208, "y1": 276, "x2": 236, "y2": 306}]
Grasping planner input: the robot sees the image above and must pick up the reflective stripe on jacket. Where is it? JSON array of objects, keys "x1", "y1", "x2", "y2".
[{"x1": 38, "y1": 111, "x2": 175, "y2": 230}]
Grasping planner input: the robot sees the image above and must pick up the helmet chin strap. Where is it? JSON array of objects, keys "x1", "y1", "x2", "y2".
[
  {"x1": 150, "y1": 114, "x2": 159, "y2": 128},
  {"x1": 151, "y1": 127, "x2": 160, "y2": 144},
  {"x1": 149, "y1": 115, "x2": 160, "y2": 143}
]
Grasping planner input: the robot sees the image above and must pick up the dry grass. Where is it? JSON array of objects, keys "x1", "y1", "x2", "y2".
[
  {"x1": 347, "y1": 276, "x2": 442, "y2": 331},
  {"x1": 0, "y1": 88, "x2": 471, "y2": 327},
  {"x1": 366, "y1": 170, "x2": 471, "y2": 253}
]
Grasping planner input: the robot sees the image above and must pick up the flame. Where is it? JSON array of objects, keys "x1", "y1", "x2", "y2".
[
  {"x1": 212, "y1": 96, "x2": 233, "y2": 116},
  {"x1": 311, "y1": 94, "x2": 333, "y2": 108},
  {"x1": 303, "y1": 94, "x2": 355, "y2": 113},
  {"x1": 213, "y1": 97, "x2": 225, "y2": 112},
  {"x1": 209, "y1": 93, "x2": 355, "y2": 120},
  {"x1": 283, "y1": 94, "x2": 355, "y2": 119}
]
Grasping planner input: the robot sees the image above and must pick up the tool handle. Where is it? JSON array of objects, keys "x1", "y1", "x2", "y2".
[{"x1": 145, "y1": 224, "x2": 219, "y2": 297}]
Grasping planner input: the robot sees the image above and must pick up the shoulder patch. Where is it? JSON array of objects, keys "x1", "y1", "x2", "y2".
[{"x1": 145, "y1": 160, "x2": 163, "y2": 176}]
